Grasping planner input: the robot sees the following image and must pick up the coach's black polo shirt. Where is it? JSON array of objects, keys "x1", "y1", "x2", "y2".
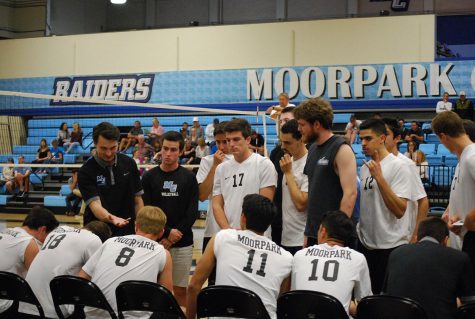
[{"x1": 78, "y1": 153, "x2": 143, "y2": 236}]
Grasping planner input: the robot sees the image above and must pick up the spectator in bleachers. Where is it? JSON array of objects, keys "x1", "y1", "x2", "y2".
[
  {"x1": 63, "y1": 122, "x2": 83, "y2": 153},
  {"x1": 152, "y1": 139, "x2": 162, "y2": 164},
  {"x1": 398, "y1": 118, "x2": 409, "y2": 140},
  {"x1": 3, "y1": 158, "x2": 16, "y2": 194},
  {"x1": 65, "y1": 169, "x2": 82, "y2": 216},
  {"x1": 148, "y1": 117, "x2": 164, "y2": 144},
  {"x1": 189, "y1": 127, "x2": 199, "y2": 145},
  {"x1": 133, "y1": 149, "x2": 144, "y2": 176},
  {"x1": 436, "y1": 92, "x2": 453, "y2": 113},
  {"x1": 463, "y1": 119, "x2": 475, "y2": 142},
  {"x1": 32, "y1": 138, "x2": 51, "y2": 173},
  {"x1": 404, "y1": 121, "x2": 424, "y2": 145},
  {"x1": 180, "y1": 139, "x2": 195, "y2": 165},
  {"x1": 118, "y1": 120, "x2": 143, "y2": 152},
  {"x1": 135, "y1": 135, "x2": 154, "y2": 164},
  {"x1": 49, "y1": 139, "x2": 64, "y2": 165},
  {"x1": 56, "y1": 122, "x2": 70, "y2": 147},
  {"x1": 192, "y1": 117, "x2": 204, "y2": 140},
  {"x1": 404, "y1": 141, "x2": 418, "y2": 162},
  {"x1": 180, "y1": 121, "x2": 189, "y2": 140},
  {"x1": 266, "y1": 92, "x2": 296, "y2": 123},
  {"x1": 13, "y1": 155, "x2": 31, "y2": 197},
  {"x1": 345, "y1": 115, "x2": 362, "y2": 144},
  {"x1": 249, "y1": 129, "x2": 265, "y2": 156},
  {"x1": 455, "y1": 91, "x2": 474, "y2": 120},
  {"x1": 415, "y1": 150, "x2": 429, "y2": 182},
  {"x1": 193, "y1": 138, "x2": 209, "y2": 164},
  {"x1": 205, "y1": 118, "x2": 219, "y2": 145}
]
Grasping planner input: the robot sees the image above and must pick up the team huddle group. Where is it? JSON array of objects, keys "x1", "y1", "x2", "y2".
[{"x1": 1, "y1": 97, "x2": 475, "y2": 319}]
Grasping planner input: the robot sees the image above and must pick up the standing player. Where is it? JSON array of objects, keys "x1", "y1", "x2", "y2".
[
  {"x1": 292, "y1": 211, "x2": 372, "y2": 317},
  {"x1": 142, "y1": 131, "x2": 199, "y2": 306},
  {"x1": 20, "y1": 221, "x2": 111, "y2": 318},
  {"x1": 187, "y1": 194, "x2": 293, "y2": 319},
  {"x1": 356, "y1": 118, "x2": 412, "y2": 293},
  {"x1": 432, "y1": 112, "x2": 475, "y2": 274},
  {"x1": 383, "y1": 118, "x2": 429, "y2": 243},
  {"x1": 0, "y1": 207, "x2": 58, "y2": 314},
  {"x1": 269, "y1": 106, "x2": 296, "y2": 245},
  {"x1": 79, "y1": 206, "x2": 173, "y2": 318},
  {"x1": 279, "y1": 119, "x2": 308, "y2": 254},
  {"x1": 79, "y1": 122, "x2": 144, "y2": 236},
  {"x1": 196, "y1": 123, "x2": 232, "y2": 284},
  {"x1": 293, "y1": 98, "x2": 357, "y2": 247},
  {"x1": 212, "y1": 119, "x2": 277, "y2": 232}
]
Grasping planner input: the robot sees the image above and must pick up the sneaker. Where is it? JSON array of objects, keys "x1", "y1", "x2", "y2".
[{"x1": 17, "y1": 191, "x2": 25, "y2": 198}]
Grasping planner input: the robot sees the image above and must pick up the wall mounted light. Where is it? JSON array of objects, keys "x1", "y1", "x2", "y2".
[{"x1": 111, "y1": 0, "x2": 127, "y2": 4}]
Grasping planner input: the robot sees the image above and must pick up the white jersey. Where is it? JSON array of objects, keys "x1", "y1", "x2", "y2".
[
  {"x1": 281, "y1": 154, "x2": 308, "y2": 247},
  {"x1": 214, "y1": 229, "x2": 292, "y2": 319},
  {"x1": 397, "y1": 153, "x2": 427, "y2": 240},
  {"x1": 196, "y1": 154, "x2": 233, "y2": 237},
  {"x1": 213, "y1": 153, "x2": 277, "y2": 230},
  {"x1": 0, "y1": 227, "x2": 37, "y2": 313},
  {"x1": 292, "y1": 244, "x2": 372, "y2": 316},
  {"x1": 82, "y1": 235, "x2": 167, "y2": 319},
  {"x1": 448, "y1": 144, "x2": 475, "y2": 250},
  {"x1": 357, "y1": 153, "x2": 412, "y2": 249},
  {"x1": 20, "y1": 226, "x2": 102, "y2": 318}
]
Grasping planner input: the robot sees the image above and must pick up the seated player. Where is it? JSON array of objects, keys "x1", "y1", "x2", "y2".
[
  {"x1": 79, "y1": 206, "x2": 173, "y2": 318},
  {"x1": 13, "y1": 155, "x2": 32, "y2": 197},
  {"x1": 0, "y1": 206, "x2": 59, "y2": 314},
  {"x1": 384, "y1": 217, "x2": 475, "y2": 319},
  {"x1": 20, "y1": 221, "x2": 112, "y2": 318},
  {"x1": 187, "y1": 194, "x2": 293, "y2": 319},
  {"x1": 292, "y1": 211, "x2": 372, "y2": 317}
]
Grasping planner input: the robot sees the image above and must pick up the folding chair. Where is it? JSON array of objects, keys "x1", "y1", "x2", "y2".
[
  {"x1": 197, "y1": 285, "x2": 270, "y2": 319},
  {"x1": 0, "y1": 271, "x2": 45, "y2": 319},
  {"x1": 456, "y1": 301, "x2": 475, "y2": 319},
  {"x1": 49, "y1": 275, "x2": 117, "y2": 319},
  {"x1": 277, "y1": 290, "x2": 348, "y2": 319},
  {"x1": 115, "y1": 281, "x2": 185, "y2": 319},
  {"x1": 357, "y1": 295, "x2": 429, "y2": 319}
]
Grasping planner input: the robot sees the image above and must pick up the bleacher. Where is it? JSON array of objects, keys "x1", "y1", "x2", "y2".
[{"x1": 2, "y1": 113, "x2": 453, "y2": 213}]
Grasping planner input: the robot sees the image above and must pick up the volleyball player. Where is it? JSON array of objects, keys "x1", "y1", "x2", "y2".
[
  {"x1": 279, "y1": 119, "x2": 308, "y2": 254},
  {"x1": 79, "y1": 206, "x2": 173, "y2": 318},
  {"x1": 383, "y1": 118, "x2": 429, "y2": 243},
  {"x1": 356, "y1": 118, "x2": 412, "y2": 294},
  {"x1": 293, "y1": 98, "x2": 357, "y2": 247},
  {"x1": 187, "y1": 194, "x2": 293, "y2": 319},
  {"x1": 20, "y1": 221, "x2": 111, "y2": 318},
  {"x1": 212, "y1": 119, "x2": 277, "y2": 232},
  {"x1": 432, "y1": 112, "x2": 475, "y2": 277},
  {"x1": 292, "y1": 211, "x2": 372, "y2": 317},
  {"x1": 196, "y1": 122, "x2": 232, "y2": 285},
  {"x1": 0, "y1": 206, "x2": 58, "y2": 314}
]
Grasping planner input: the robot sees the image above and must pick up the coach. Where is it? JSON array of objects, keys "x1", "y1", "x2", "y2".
[{"x1": 78, "y1": 122, "x2": 144, "y2": 236}]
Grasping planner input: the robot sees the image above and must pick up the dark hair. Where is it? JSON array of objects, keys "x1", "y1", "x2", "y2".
[
  {"x1": 51, "y1": 139, "x2": 59, "y2": 146},
  {"x1": 281, "y1": 106, "x2": 295, "y2": 114},
  {"x1": 213, "y1": 118, "x2": 220, "y2": 124},
  {"x1": 359, "y1": 118, "x2": 387, "y2": 136},
  {"x1": 224, "y1": 118, "x2": 252, "y2": 138},
  {"x1": 40, "y1": 138, "x2": 47, "y2": 146},
  {"x1": 59, "y1": 122, "x2": 68, "y2": 131},
  {"x1": 84, "y1": 221, "x2": 112, "y2": 243},
  {"x1": 320, "y1": 210, "x2": 354, "y2": 245},
  {"x1": 417, "y1": 217, "x2": 449, "y2": 243},
  {"x1": 161, "y1": 131, "x2": 185, "y2": 151},
  {"x1": 93, "y1": 122, "x2": 120, "y2": 144},
  {"x1": 463, "y1": 120, "x2": 475, "y2": 142},
  {"x1": 293, "y1": 98, "x2": 333, "y2": 129},
  {"x1": 7, "y1": 157, "x2": 13, "y2": 163},
  {"x1": 281, "y1": 119, "x2": 302, "y2": 140},
  {"x1": 432, "y1": 111, "x2": 465, "y2": 138},
  {"x1": 213, "y1": 122, "x2": 228, "y2": 137},
  {"x1": 242, "y1": 194, "x2": 276, "y2": 233},
  {"x1": 23, "y1": 206, "x2": 59, "y2": 233},
  {"x1": 382, "y1": 117, "x2": 401, "y2": 138}
]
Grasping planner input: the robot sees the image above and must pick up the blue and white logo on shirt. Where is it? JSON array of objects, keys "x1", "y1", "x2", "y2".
[{"x1": 96, "y1": 175, "x2": 106, "y2": 186}]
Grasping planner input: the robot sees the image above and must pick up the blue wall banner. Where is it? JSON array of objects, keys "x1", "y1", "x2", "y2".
[{"x1": 0, "y1": 60, "x2": 474, "y2": 115}]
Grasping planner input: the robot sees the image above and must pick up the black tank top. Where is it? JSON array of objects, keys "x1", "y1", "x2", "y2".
[{"x1": 304, "y1": 135, "x2": 346, "y2": 238}]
